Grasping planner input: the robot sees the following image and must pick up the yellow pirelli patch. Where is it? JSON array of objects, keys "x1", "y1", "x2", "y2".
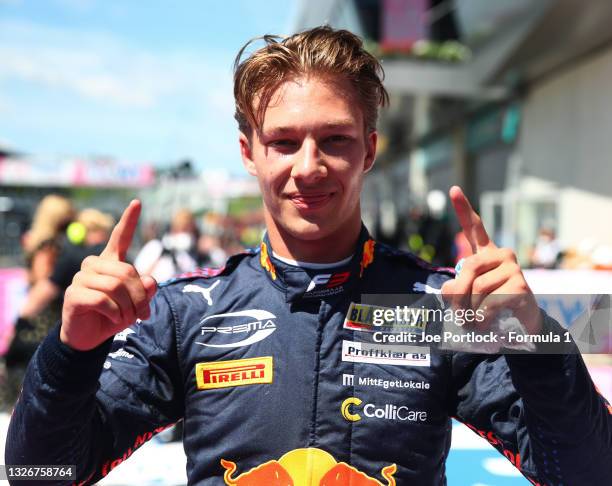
[{"x1": 195, "y1": 357, "x2": 273, "y2": 390}]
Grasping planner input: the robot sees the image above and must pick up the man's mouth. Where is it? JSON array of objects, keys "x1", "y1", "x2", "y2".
[{"x1": 288, "y1": 192, "x2": 334, "y2": 210}]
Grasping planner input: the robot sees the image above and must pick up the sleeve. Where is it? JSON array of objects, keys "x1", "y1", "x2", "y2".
[
  {"x1": 449, "y1": 313, "x2": 612, "y2": 485},
  {"x1": 4, "y1": 288, "x2": 185, "y2": 485}
]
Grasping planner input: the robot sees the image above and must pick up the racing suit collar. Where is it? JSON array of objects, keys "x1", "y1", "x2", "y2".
[{"x1": 259, "y1": 225, "x2": 376, "y2": 303}]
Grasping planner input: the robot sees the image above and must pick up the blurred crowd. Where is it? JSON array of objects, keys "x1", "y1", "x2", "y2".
[
  {"x1": 0, "y1": 193, "x2": 264, "y2": 410},
  {"x1": 373, "y1": 190, "x2": 612, "y2": 272}
]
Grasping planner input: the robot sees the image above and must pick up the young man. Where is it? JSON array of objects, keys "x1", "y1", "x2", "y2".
[{"x1": 6, "y1": 27, "x2": 612, "y2": 485}]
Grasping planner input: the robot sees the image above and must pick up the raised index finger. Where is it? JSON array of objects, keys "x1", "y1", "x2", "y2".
[
  {"x1": 449, "y1": 186, "x2": 494, "y2": 253},
  {"x1": 100, "y1": 199, "x2": 141, "y2": 261}
]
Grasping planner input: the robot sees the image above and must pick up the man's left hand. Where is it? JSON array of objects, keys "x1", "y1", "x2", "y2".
[{"x1": 441, "y1": 186, "x2": 542, "y2": 335}]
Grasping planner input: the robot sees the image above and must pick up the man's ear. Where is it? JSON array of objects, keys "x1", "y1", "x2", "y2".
[
  {"x1": 364, "y1": 130, "x2": 377, "y2": 173},
  {"x1": 239, "y1": 132, "x2": 257, "y2": 176}
]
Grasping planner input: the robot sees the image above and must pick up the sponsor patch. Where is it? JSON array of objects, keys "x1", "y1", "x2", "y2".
[
  {"x1": 341, "y1": 396, "x2": 428, "y2": 422},
  {"x1": 413, "y1": 281, "x2": 442, "y2": 294},
  {"x1": 197, "y1": 309, "x2": 276, "y2": 348},
  {"x1": 304, "y1": 271, "x2": 350, "y2": 298},
  {"x1": 113, "y1": 328, "x2": 135, "y2": 342},
  {"x1": 108, "y1": 348, "x2": 135, "y2": 360},
  {"x1": 342, "y1": 373, "x2": 430, "y2": 390},
  {"x1": 343, "y1": 302, "x2": 427, "y2": 333},
  {"x1": 220, "y1": 448, "x2": 397, "y2": 485},
  {"x1": 342, "y1": 340, "x2": 430, "y2": 367},
  {"x1": 195, "y1": 356, "x2": 273, "y2": 390},
  {"x1": 183, "y1": 281, "x2": 220, "y2": 305}
]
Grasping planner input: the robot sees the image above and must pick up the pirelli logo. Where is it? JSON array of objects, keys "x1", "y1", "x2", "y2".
[{"x1": 195, "y1": 357, "x2": 273, "y2": 390}]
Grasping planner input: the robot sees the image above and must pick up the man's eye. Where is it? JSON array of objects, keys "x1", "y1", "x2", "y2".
[
  {"x1": 270, "y1": 139, "x2": 297, "y2": 148},
  {"x1": 325, "y1": 135, "x2": 351, "y2": 144}
]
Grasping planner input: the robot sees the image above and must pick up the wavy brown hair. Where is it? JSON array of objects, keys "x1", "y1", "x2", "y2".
[{"x1": 233, "y1": 26, "x2": 389, "y2": 136}]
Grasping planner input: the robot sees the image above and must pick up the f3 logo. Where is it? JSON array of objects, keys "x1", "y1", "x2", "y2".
[{"x1": 306, "y1": 272, "x2": 350, "y2": 292}]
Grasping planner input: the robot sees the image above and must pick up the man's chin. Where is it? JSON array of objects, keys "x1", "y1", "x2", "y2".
[
  {"x1": 284, "y1": 220, "x2": 331, "y2": 241},
  {"x1": 277, "y1": 213, "x2": 348, "y2": 242}
]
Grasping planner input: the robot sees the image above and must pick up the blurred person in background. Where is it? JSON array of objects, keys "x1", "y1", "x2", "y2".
[
  {"x1": 134, "y1": 208, "x2": 200, "y2": 282},
  {"x1": 419, "y1": 190, "x2": 453, "y2": 266},
  {"x1": 140, "y1": 220, "x2": 161, "y2": 246},
  {"x1": 406, "y1": 190, "x2": 454, "y2": 266},
  {"x1": 197, "y1": 234, "x2": 227, "y2": 268},
  {"x1": 3, "y1": 208, "x2": 114, "y2": 406},
  {"x1": 0, "y1": 194, "x2": 74, "y2": 408},
  {"x1": 21, "y1": 194, "x2": 75, "y2": 293},
  {"x1": 197, "y1": 212, "x2": 228, "y2": 268},
  {"x1": 530, "y1": 226, "x2": 561, "y2": 269},
  {"x1": 40, "y1": 208, "x2": 116, "y2": 299}
]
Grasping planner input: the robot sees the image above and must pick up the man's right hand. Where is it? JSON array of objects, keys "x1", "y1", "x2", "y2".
[{"x1": 60, "y1": 200, "x2": 157, "y2": 351}]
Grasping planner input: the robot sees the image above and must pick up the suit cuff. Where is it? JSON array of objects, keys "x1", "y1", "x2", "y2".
[{"x1": 34, "y1": 323, "x2": 113, "y2": 393}]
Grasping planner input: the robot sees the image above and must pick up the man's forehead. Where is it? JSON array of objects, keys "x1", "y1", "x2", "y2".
[{"x1": 251, "y1": 75, "x2": 361, "y2": 124}]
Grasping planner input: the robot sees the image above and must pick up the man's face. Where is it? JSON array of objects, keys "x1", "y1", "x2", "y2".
[{"x1": 240, "y1": 75, "x2": 377, "y2": 244}]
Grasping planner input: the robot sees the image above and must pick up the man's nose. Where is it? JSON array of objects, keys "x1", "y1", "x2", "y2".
[{"x1": 290, "y1": 139, "x2": 327, "y2": 182}]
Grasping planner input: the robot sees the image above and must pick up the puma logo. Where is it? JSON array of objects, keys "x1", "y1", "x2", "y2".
[
  {"x1": 183, "y1": 281, "x2": 220, "y2": 305},
  {"x1": 413, "y1": 282, "x2": 441, "y2": 294}
]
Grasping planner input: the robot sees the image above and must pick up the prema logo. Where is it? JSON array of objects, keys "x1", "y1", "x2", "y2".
[
  {"x1": 195, "y1": 356, "x2": 273, "y2": 390},
  {"x1": 306, "y1": 271, "x2": 350, "y2": 292},
  {"x1": 197, "y1": 309, "x2": 276, "y2": 348},
  {"x1": 341, "y1": 397, "x2": 428, "y2": 423}
]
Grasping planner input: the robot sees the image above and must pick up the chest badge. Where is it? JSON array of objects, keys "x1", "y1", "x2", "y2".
[
  {"x1": 195, "y1": 356, "x2": 273, "y2": 390},
  {"x1": 183, "y1": 281, "x2": 220, "y2": 305}
]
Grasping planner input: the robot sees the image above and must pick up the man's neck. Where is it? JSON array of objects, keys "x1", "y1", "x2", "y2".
[{"x1": 264, "y1": 214, "x2": 362, "y2": 264}]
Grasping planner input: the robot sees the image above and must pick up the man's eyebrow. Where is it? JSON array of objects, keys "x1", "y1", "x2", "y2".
[
  {"x1": 262, "y1": 121, "x2": 358, "y2": 135},
  {"x1": 321, "y1": 120, "x2": 358, "y2": 130}
]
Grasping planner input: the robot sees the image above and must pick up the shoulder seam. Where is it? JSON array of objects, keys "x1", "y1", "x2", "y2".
[
  {"x1": 158, "y1": 250, "x2": 256, "y2": 287},
  {"x1": 376, "y1": 242, "x2": 455, "y2": 276}
]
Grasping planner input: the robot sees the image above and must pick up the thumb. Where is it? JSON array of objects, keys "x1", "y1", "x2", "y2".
[{"x1": 141, "y1": 275, "x2": 158, "y2": 300}]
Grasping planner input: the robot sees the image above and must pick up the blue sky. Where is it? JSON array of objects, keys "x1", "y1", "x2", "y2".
[{"x1": 0, "y1": 0, "x2": 298, "y2": 174}]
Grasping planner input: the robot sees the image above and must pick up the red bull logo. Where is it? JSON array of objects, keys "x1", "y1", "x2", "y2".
[
  {"x1": 260, "y1": 241, "x2": 277, "y2": 280},
  {"x1": 221, "y1": 447, "x2": 396, "y2": 485},
  {"x1": 360, "y1": 239, "x2": 375, "y2": 277}
]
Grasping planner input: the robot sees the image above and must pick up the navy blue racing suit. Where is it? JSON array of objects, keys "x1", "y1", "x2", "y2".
[{"x1": 6, "y1": 228, "x2": 612, "y2": 485}]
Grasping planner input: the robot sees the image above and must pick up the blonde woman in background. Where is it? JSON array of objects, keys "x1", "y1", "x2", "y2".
[
  {"x1": 2, "y1": 194, "x2": 75, "y2": 409},
  {"x1": 21, "y1": 194, "x2": 75, "y2": 285},
  {"x1": 3, "y1": 205, "x2": 113, "y2": 409}
]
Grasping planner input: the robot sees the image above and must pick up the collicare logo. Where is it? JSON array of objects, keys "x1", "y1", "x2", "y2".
[
  {"x1": 341, "y1": 397, "x2": 428, "y2": 423},
  {"x1": 197, "y1": 310, "x2": 276, "y2": 348}
]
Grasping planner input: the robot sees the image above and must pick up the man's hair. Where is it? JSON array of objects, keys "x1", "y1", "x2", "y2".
[{"x1": 233, "y1": 25, "x2": 389, "y2": 135}]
